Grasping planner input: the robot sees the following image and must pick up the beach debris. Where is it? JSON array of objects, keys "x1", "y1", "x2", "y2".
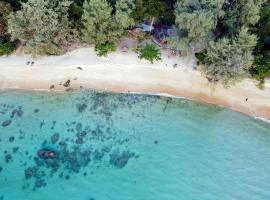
[
  {"x1": 26, "y1": 61, "x2": 30, "y2": 65},
  {"x1": 63, "y1": 80, "x2": 71, "y2": 87},
  {"x1": 31, "y1": 61, "x2": 35, "y2": 66},
  {"x1": 77, "y1": 67, "x2": 83, "y2": 70},
  {"x1": 49, "y1": 85, "x2": 55, "y2": 89},
  {"x1": 1, "y1": 119, "x2": 12, "y2": 127},
  {"x1": 37, "y1": 148, "x2": 58, "y2": 159},
  {"x1": 173, "y1": 63, "x2": 178, "y2": 68}
]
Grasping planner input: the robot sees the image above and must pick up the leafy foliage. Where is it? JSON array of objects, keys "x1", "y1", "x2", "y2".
[
  {"x1": 131, "y1": 0, "x2": 175, "y2": 24},
  {"x1": 139, "y1": 44, "x2": 161, "y2": 63},
  {"x1": 222, "y1": 0, "x2": 263, "y2": 35},
  {"x1": 0, "y1": 38, "x2": 16, "y2": 56},
  {"x1": 95, "y1": 42, "x2": 116, "y2": 57},
  {"x1": 81, "y1": 0, "x2": 134, "y2": 54},
  {"x1": 202, "y1": 28, "x2": 257, "y2": 86},
  {"x1": 169, "y1": 0, "x2": 226, "y2": 52},
  {"x1": 8, "y1": 0, "x2": 76, "y2": 56},
  {"x1": 0, "y1": 2, "x2": 12, "y2": 37},
  {"x1": 251, "y1": 2, "x2": 270, "y2": 84}
]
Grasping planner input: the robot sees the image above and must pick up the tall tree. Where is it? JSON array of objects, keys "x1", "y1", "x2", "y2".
[
  {"x1": 131, "y1": 0, "x2": 174, "y2": 25},
  {"x1": 202, "y1": 28, "x2": 257, "y2": 86},
  {"x1": 8, "y1": 0, "x2": 76, "y2": 56},
  {"x1": 81, "y1": 0, "x2": 134, "y2": 46},
  {"x1": 222, "y1": 0, "x2": 263, "y2": 35},
  {"x1": 0, "y1": 2, "x2": 12, "y2": 37},
  {"x1": 169, "y1": 0, "x2": 226, "y2": 52}
]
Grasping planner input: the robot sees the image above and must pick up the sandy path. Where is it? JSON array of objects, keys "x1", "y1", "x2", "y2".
[{"x1": 0, "y1": 47, "x2": 269, "y2": 121}]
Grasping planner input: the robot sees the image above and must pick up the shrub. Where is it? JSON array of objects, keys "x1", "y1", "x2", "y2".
[
  {"x1": 0, "y1": 39, "x2": 16, "y2": 56},
  {"x1": 254, "y1": 52, "x2": 270, "y2": 81},
  {"x1": 95, "y1": 42, "x2": 116, "y2": 57},
  {"x1": 195, "y1": 51, "x2": 209, "y2": 65},
  {"x1": 139, "y1": 44, "x2": 161, "y2": 64}
]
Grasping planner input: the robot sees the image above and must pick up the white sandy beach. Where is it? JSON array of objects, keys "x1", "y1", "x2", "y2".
[{"x1": 0, "y1": 47, "x2": 269, "y2": 120}]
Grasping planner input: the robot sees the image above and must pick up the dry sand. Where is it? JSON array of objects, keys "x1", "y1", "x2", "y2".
[{"x1": 0, "y1": 47, "x2": 269, "y2": 121}]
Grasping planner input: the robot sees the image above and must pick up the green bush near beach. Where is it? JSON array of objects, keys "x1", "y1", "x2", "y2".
[
  {"x1": 95, "y1": 42, "x2": 116, "y2": 57},
  {"x1": 139, "y1": 44, "x2": 161, "y2": 64},
  {"x1": 0, "y1": 39, "x2": 16, "y2": 56}
]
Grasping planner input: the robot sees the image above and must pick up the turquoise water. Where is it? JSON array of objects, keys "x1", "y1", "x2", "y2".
[{"x1": 0, "y1": 90, "x2": 270, "y2": 200}]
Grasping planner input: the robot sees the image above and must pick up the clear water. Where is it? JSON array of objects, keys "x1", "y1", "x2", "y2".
[{"x1": 0, "y1": 90, "x2": 270, "y2": 200}]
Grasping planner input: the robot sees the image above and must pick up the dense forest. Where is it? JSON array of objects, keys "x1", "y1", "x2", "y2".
[{"x1": 0, "y1": 0, "x2": 269, "y2": 87}]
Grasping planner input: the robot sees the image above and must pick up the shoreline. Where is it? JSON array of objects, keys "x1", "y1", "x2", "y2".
[{"x1": 0, "y1": 47, "x2": 270, "y2": 121}]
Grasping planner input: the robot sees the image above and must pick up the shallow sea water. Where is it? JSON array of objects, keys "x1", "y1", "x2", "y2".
[{"x1": 0, "y1": 90, "x2": 270, "y2": 200}]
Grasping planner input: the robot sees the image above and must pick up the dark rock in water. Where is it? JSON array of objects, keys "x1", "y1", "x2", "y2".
[
  {"x1": 0, "y1": 166, "x2": 2, "y2": 173},
  {"x1": 2, "y1": 120, "x2": 12, "y2": 127},
  {"x1": 34, "y1": 109, "x2": 40, "y2": 113},
  {"x1": 10, "y1": 109, "x2": 17, "y2": 118},
  {"x1": 77, "y1": 131, "x2": 87, "y2": 138},
  {"x1": 89, "y1": 198, "x2": 95, "y2": 200},
  {"x1": 83, "y1": 172, "x2": 87, "y2": 176},
  {"x1": 5, "y1": 154, "x2": 12, "y2": 163},
  {"x1": 12, "y1": 147, "x2": 19, "y2": 153},
  {"x1": 25, "y1": 167, "x2": 36, "y2": 179},
  {"x1": 63, "y1": 80, "x2": 71, "y2": 87},
  {"x1": 37, "y1": 148, "x2": 57, "y2": 159},
  {"x1": 35, "y1": 179, "x2": 46, "y2": 188},
  {"x1": 59, "y1": 172, "x2": 63, "y2": 178},
  {"x1": 154, "y1": 140, "x2": 158, "y2": 144},
  {"x1": 65, "y1": 175, "x2": 70, "y2": 180},
  {"x1": 9, "y1": 136, "x2": 15, "y2": 143},
  {"x1": 76, "y1": 123, "x2": 82, "y2": 132},
  {"x1": 109, "y1": 150, "x2": 135, "y2": 168},
  {"x1": 76, "y1": 138, "x2": 83, "y2": 144},
  {"x1": 51, "y1": 133, "x2": 60, "y2": 144},
  {"x1": 93, "y1": 150, "x2": 104, "y2": 161},
  {"x1": 76, "y1": 104, "x2": 87, "y2": 113},
  {"x1": 0, "y1": 195, "x2": 3, "y2": 200},
  {"x1": 17, "y1": 109, "x2": 24, "y2": 117},
  {"x1": 40, "y1": 120, "x2": 45, "y2": 129}
]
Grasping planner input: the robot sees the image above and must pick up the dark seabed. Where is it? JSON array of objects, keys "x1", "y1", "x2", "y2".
[{"x1": 0, "y1": 90, "x2": 270, "y2": 200}]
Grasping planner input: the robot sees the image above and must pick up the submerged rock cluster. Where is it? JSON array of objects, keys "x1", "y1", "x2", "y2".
[{"x1": 0, "y1": 91, "x2": 163, "y2": 191}]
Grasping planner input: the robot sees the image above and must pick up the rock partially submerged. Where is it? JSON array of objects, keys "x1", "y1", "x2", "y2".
[
  {"x1": 109, "y1": 150, "x2": 135, "y2": 168},
  {"x1": 2, "y1": 120, "x2": 12, "y2": 127},
  {"x1": 63, "y1": 80, "x2": 71, "y2": 87},
  {"x1": 37, "y1": 148, "x2": 58, "y2": 159}
]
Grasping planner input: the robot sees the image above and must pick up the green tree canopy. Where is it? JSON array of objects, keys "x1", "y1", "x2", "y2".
[
  {"x1": 81, "y1": 0, "x2": 134, "y2": 47},
  {"x1": 222, "y1": 0, "x2": 263, "y2": 35},
  {"x1": 203, "y1": 28, "x2": 257, "y2": 86},
  {"x1": 8, "y1": 0, "x2": 76, "y2": 56},
  {"x1": 169, "y1": 0, "x2": 226, "y2": 52},
  {"x1": 0, "y1": 2, "x2": 12, "y2": 37}
]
